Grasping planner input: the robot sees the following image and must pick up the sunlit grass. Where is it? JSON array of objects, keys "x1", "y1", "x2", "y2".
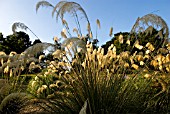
[{"x1": 0, "y1": 1, "x2": 170, "y2": 113}]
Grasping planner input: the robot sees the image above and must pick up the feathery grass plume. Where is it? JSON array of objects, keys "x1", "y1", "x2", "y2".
[
  {"x1": 95, "y1": 19, "x2": 101, "y2": 40},
  {"x1": 53, "y1": 36, "x2": 60, "y2": 42},
  {"x1": 62, "y1": 37, "x2": 87, "y2": 55},
  {"x1": 126, "y1": 39, "x2": 131, "y2": 45},
  {"x1": 62, "y1": 19, "x2": 71, "y2": 35},
  {"x1": 12, "y1": 22, "x2": 39, "y2": 39},
  {"x1": 0, "y1": 51, "x2": 6, "y2": 56},
  {"x1": 166, "y1": 43, "x2": 170, "y2": 50},
  {"x1": 131, "y1": 14, "x2": 169, "y2": 46},
  {"x1": 39, "y1": 55, "x2": 45, "y2": 63},
  {"x1": 36, "y1": 1, "x2": 72, "y2": 37},
  {"x1": 134, "y1": 40, "x2": 143, "y2": 50},
  {"x1": 87, "y1": 23, "x2": 91, "y2": 33},
  {"x1": 62, "y1": 28, "x2": 67, "y2": 35},
  {"x1": 145, "y1": 26, "x2": 154, "y2": 36},
  {"x1": 96, "y1": 19, "x2": 101, "y2": 29},
  {"x1": 52, "y1": 49, "x2": 63, "y2": 59},
  {"x1": 23, "y1": 43, "x2": 55, "y2": 63},
  {"x1": 24, "y1": 43, "x2": 54, "y2": 55},
  {"x1": 12, "y1": 22, "x2": 28, "y2": 33},
  {"x1": 89, "y1": 31, "x2": 93, "y2": 39},
  {"x1": 118, "y1": 34, "x2": 123, "y2": 44},
  {"x1": 36, "y1": 0, "x2": 54, "y2": 13},
  {"x1": 146, "y1": 42, "x2": 155, "y2": 51},
  {"x1": 109, "y1": 27, "x2": 113, "y2": 37},
  {"x1": 53, "y1": 1, "x2": 89, "y2": 22},
  {"x1": 51, "y1": 1, "x2": 67, "y2": 18},
  {"x1": 61, "y1": 31, "x2": 67, "y2": 38},
  {"x1": 29, "y1": 62, "x2": 41, "y2": 73},
  {"x1": 156, "y1": 29, "x2": 164, "y2": 39},
  {"x1": 73, "y1": 28, "x2": 79, "y2": 36},
  {"x1": 0, "y1": 51, "x2": 6, "y2": 66},
  {"x1": 62, "y1": 19, "x2": 69, "y2": 28},
  {"x1": 52, "y1": 1, "x2": 90, "y2": 37},
  {"x1": 0, "y1": 93, "x2": 32, "y2": 114},
  {"x1": 87, "y1": 23, "x2": 93, "y2": 38}
]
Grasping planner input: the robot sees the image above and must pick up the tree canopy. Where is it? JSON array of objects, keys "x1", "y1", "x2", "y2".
[{"x1": 0, "y1": 32, "x2": 32, "y2": 54}]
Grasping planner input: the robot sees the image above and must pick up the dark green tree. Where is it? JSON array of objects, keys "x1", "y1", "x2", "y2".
[
  {"x1": 0, "y1": 32, "x2": 32, "y2": 54},
  {"x1": 0, "y1": 33, "x2": 5, "y2": 51},
  {"x1": 32, "y1": 39, "x2": 42, "y2": 45}
]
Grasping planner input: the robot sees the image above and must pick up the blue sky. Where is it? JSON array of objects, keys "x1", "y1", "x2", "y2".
[{"x1": 0, "y1": 0, "x2": 170, "y2": 46}]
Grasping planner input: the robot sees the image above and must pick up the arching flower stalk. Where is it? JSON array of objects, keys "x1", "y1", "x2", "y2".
[{"x1": 12, "y1": 22, "x2": 39, "y2": 39}]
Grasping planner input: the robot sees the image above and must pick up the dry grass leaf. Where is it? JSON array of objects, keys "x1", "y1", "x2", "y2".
[{"x1": 54, "y1": 1, "x2": 89, "y2": 22}]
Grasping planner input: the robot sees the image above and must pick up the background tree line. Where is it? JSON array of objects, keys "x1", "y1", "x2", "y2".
[{"x1": 0, "y1": 31, "x2": 42, "y2": 54}]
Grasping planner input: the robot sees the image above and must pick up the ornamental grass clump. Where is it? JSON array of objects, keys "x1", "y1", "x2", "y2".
[
  {"x1": 26, "y1": 40, "x2": 170, "y2": 113},
  {"x1": 1, "y1": 1, "x2": 170, "y2": 112}
]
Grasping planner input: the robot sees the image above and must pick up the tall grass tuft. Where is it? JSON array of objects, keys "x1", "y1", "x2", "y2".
[
  {"x1": 26, "y1": 41, "x2": 170, "y2": 113},
  {"x1": 0, "y1": 92, "x2": 32, "y2": 114}
]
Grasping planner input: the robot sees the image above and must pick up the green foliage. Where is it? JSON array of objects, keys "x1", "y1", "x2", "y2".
[
  {"x1": 0, "y1": 32, "x2": 32, "y2": 54},
  {"x1": 0, "y1": 33, "x2": 5, "y2": 52},
  {"x1": 27, "y1": 73, "x2": 60, "y2": 98}
]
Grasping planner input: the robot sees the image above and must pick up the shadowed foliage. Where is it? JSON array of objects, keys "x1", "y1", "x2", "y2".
[{"x1": 0, "y1": 32, "x2": 32, "y2": 54}]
